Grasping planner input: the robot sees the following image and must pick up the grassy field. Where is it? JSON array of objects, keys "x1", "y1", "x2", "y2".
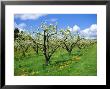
[{"x1": 14, "y1": 44, "x2": 97, "y2": 76}]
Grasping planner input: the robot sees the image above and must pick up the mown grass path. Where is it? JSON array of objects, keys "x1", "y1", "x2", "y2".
[{"x1": 67, "y1": 44, "x2": 97, "y2": 76}]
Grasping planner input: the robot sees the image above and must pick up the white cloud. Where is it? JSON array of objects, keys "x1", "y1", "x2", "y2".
[
  {"x1": 45, "y1": 18, "x2": 58, "y2": 23},
  {"x1": 68, "y1": 24, "x2": 97, "y2": 39},
  {"x1": 50, "y1": 18, "x2": 58, "y2": 22},
  {"x1": 69, "y1": 25, "x2": 80, "y2": 32},
  {"x1": 18, "y1": 23, "x2": 26, "y2": 28},
  {"x1": 15, "y1": 14, "x2": 47, "y2": 20},
  {"x1": 90, "y1": 24, "x2": 97, "y2": 32},
  {"x1": 14, "y1": 22, "x2": 27, "y2": 31},
  {"x1": 80, "y1": 24, "x2": 97, "y2": 39},
  {"x1": 73, "y1": 25, "x2": 80, "y2": 32}
]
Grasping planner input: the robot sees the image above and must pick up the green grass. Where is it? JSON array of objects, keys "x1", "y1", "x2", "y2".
[{"x1": 14, "y1": 44, "x2": 97, "y2": 76}]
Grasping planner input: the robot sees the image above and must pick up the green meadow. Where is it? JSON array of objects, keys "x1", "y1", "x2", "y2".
[{"x1": 14, "y1": 43, "x2": 97, "y2": 76}]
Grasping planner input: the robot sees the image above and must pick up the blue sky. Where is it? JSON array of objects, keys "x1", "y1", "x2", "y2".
[{"x1": 14, "y1": 14, "x2": 97, "y2": 39}]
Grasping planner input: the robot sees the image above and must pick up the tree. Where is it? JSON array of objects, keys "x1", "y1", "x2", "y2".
[
  {"x1": 14, "y1": 28, "x2": 20, "y2": 40},
  {"x1": 14, "y1": 30, "x2": 32, "y2": 57},
  {"x1": 60, "y1": 27, "x2": 82, "y2": 55},
  {"x1": 33, "y1": 22, "x2": 60, "y2": 65},
  {"x1": 31, "y1": 32, "x2": 41, "y2": 54}
]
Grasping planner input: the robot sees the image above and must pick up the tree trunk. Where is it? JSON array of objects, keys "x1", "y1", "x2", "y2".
[
  {"x1": 22, "y1": 51, "x2": 26, "y2": 57},
  {"x1": 68, "y1": 51, "x2": 71, "y2": 55},
  {"x1": 36, "y1": 44, "x2": 39, "y2": 54},
  {"x1": 45, "y1": 57, "x2": 50, "y2": 66},
  {"x1": 43, "y1": 30, "x2": 49, "y2": 65}
]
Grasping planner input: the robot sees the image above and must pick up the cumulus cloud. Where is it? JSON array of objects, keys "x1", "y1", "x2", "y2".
[
  {"x1": 18, "y1": 23, "x2": 26, "y2": 28},
  {"x1": 15, "y1": 14, "x2": 47, "y2": 20},
  {"x1": 45, "y1": 18, "x2": 58, "y2": 23},
  {"x1": 80, "y1": 24, "x2": 97, "y2": 39},
  {"x1": 68, "y1": 24, "x2": 97, "y2": 39},
  {"x1": 73, "y1": 25, "x2": 80, "y2": 32},
  {"x1": 14, "y1": 22, "x2": 27, "y2": 31},
  {"x1": 69, "y1": 25, "x2": 80, "y2": 33},
  {"x1": 50, "y1": 18, "x2": 58, "y2": 22}
]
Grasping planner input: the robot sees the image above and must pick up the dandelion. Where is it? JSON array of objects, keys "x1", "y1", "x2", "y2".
[
  {"x1": 31, "y1": 71, "x2": 35, "y2": 75},
  {"x1": 21, "y1": 74, "x2": 27, "y2": 76},
  {"x1": 22, "y1": 69, "x2": 25, "y2": 72},
  {"x1": 75, "y1": 56, "x2": 80, "y2": 61},
  {"x1": 36, "y1": 71, "x2": 39, "y2": 74},
  {"x1": 60, "y1": 66, "x2": 64, "y2": 69},
  {"x1": 59, "y1": 66, "x2": 62, "y2": 69}
]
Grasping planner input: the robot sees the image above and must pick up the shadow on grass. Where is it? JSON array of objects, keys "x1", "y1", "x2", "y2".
[{"x1": 45, "y1": 52, "x2": 82, "y2": 68}]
